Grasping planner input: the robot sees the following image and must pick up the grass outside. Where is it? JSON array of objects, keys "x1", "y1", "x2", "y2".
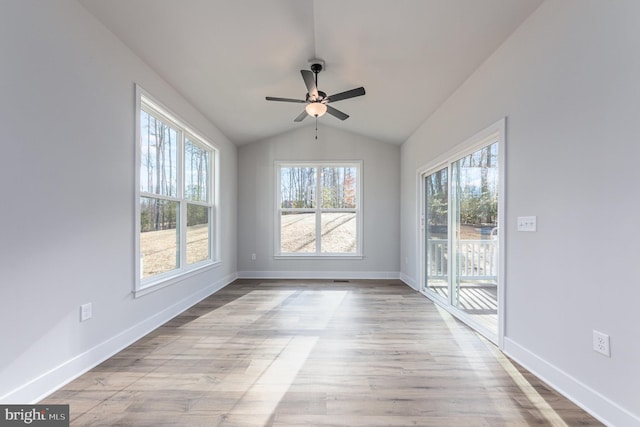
[
  {"x1": 141, "y1": 212, "x2": 357, "y2": 278},
  {"x1": 140, "y1": 224, "x2": 209, "y2": 278},
  {"x1": 281, "y1": 212, "x2": 356, "y2": 253}
]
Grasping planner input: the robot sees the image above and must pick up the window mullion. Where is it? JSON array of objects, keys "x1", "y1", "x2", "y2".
[
  {"x1": 179, "y1": 130, "x2": 188, "y2": 270},
  {"x1": 316, "y1": 168, "x2": 322, "y2": 254},
  {"x1": 177, "y1": 129, "x2": 183, "y2": 200},
  {"x1": 447, "y1": 163, "x2": 454, "y2": 306},
  {"x1": 140, "y1": 192, "x2": 180, "y2": 202}
]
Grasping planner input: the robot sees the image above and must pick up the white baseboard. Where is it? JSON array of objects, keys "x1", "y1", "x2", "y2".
[
  {"x1": 503, "y1": 337, "x2": 640, "y2": 427},
  {"x1": 236, "y1": 270, "x2": 401, "y2": 280},
  {"x1": 2, "y1": 272, "x2": 237, "y2": 404},
  {"x1": 399, "y1": 273, "x2": 418, "y2": 290}
]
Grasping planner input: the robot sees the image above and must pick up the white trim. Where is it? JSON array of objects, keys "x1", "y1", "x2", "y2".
[
  {"x1": 416, "y1": 118, "x2": 506, "y2": 174},
  {"x1": 274, "y1": 160, "x2": 363, "y2": 257},
  {"x1": 400, "y1": 273, "x2": 419, "y2": 290},
  {"x1": 212, "y1": 150, "x2": 221, "y2": 262},
  {"x1": 237, "y1": 270, "x2": 400, "y2": 280},
  {"x1": 273, "y1": 255, "x2": 364, "y2": 260},
  {"x1": 134, "y1": 84, "x2": 142, "y2": 290},
  {"x1": 416, "y1": 118, "x2": 506, "y2": 347},
  {"x1": 496, "y1": 119, "x2": 506, "y2": 349},
  {"x1": 134, "y1": 261, "x2": 222, "y2": 298},
  {"x1": 0, "y1": 273, "x2": 237, "y2": 404},
  {"x1": 503, "y1": 338, "x2": 640, "y2": 427},
  {"x1": 137, "y1": 86, "x2": 215, "y2": 151},
  {"x1": 135, "y1": 84, "x2": 220, "y2": 295}
]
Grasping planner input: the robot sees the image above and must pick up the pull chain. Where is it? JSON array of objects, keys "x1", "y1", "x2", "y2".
[{"x1": 315, "y1": 116, "x2": 318, "y2": 141}]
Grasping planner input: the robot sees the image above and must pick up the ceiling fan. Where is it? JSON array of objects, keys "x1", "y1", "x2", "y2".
[{"x1": 266, "y1": 61, "x2": 365, "y2": 122}]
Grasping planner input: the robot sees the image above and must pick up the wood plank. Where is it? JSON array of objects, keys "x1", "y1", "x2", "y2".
[{"x1": 41, "y1": 279, "x2": 603, "y2": 426}]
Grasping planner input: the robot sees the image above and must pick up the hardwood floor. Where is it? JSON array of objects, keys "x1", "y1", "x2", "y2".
[{"x1": 42, "y1": 280, "x2": 603, "y2": 426}]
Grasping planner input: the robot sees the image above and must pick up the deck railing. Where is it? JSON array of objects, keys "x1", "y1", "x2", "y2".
[{"x1": 427, "y1": 238, "x2": 497, "y2": 281}]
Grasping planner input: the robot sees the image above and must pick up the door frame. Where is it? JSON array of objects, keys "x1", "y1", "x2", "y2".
[{"x1": 417, "y1": 118, "x2": 506, "y2": 347}]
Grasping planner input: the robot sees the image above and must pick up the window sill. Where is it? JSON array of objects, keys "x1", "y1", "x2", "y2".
[
  {"x1": 274, "y1": 255, "x2": 364, "y2": 260},
  {"x1": 134, "y1": 260, "x2": 221, "y2": 298}
]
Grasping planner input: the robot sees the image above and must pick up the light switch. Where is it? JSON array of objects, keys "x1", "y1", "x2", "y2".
[{"x1": 517, "y1": 216, "x2": 537, "y2": 232}]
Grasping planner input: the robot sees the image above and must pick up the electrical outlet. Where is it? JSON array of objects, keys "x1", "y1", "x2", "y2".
[
  {"x1": 251, "y1": 253, "x2": 257, "y2": 261},
  {"x1": 593, "y1": 330, "x2": 610, "y2": 357},
  {"x1": 80, "y1": 303, "x2": 92, "y2": 322}
]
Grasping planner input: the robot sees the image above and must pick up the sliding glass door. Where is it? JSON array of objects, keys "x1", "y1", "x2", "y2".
[
  {"x1": 451, "y1": 143, "x2": 499, "y2": 334},
  {"x1": 424, "y1": 167, "x2": 449, "y2": 299},
  {"x1": 421, "y1": 121, "x2": 503, "y2": 343}
]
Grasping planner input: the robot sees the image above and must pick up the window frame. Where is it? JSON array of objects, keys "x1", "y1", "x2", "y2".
[
  {"x1": 275, "y1": 161, "x2": 363, "y2": 259},
  {"x1": 134, "y1": 85, "x2": 219, "y2": 297}
]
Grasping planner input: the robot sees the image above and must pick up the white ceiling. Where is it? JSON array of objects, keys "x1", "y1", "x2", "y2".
[{"x1": 78, "y1": 0, "x2": 542, "y2": 145}]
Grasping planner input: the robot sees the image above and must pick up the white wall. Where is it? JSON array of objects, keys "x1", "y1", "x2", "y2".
[
  {"x1": 0, "y1": 0, "x2": 237, "y2": 402},
  {"x1": 400, "y1": 1, "x2": 640, "y2": 425},
  {"x1": 238, "y1": 125, "x2": 400, "y2": 278},
  {"x1": 3, "y1": 0, "x2": 637, "y2": 423}
]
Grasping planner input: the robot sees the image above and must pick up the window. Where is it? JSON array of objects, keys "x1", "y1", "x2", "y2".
[
  {"x1": 136, "y1": 88, "x2": 217, "y2": 293},
  {"x1": 276, "y1": 162, "x2": 362, "y2": 257}
]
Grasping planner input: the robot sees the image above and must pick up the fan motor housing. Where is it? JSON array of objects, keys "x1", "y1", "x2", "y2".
[
  {"x1": 308, "y1": 59, "x2": 325, "y2": 72},
  {"x1": 305, "y1": 90, "x2": 327, "y2": 102}
]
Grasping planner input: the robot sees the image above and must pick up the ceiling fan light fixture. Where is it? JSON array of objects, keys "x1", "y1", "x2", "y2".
[
  {"x1": 305, "y1": 102, "x2": 327, "y2": 117},
  {"x1": 266, "y1": 63, "x2": 364, "y2": 123}
]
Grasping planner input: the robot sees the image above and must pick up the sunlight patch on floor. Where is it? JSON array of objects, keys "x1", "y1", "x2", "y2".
[
  {"x1": 228, "y1": 336, "x2": 318, "y2": 424},
  {"x1": 482, "y1": 339, "x2": 569, "y2": 427},
  {"x1": 436, "y1": 305, "x2": 568, "y2": 427}
]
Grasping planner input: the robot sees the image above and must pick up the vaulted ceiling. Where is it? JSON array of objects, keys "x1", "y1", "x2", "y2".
[{"x1": 78, "y1": 0, "x2": 543, "y2": 145}]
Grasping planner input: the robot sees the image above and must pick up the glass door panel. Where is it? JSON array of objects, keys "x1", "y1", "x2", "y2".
[
  {"x1": 424, "y1": 167, "x2": 449, "y2": 299},
  {"x1": 451, "y1": 143, "x2": 499, "y2": 332}
]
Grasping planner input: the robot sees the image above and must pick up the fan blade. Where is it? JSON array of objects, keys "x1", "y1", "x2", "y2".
[
  {"x1": 294, "y1": 110, "x2": 308, "y2": 122},
  {"x1": 327, "y1": 87, "x2": 365, "y2": 103},
  {"x1": 326, "y1": 105, "x2": 349, "y2": 121},
  {"x1": 266, "y1": 96, "x2": 306, "y2": 103},
  {"x1": 301, "y1": 70, "x2": 319, "y2": 98}
]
